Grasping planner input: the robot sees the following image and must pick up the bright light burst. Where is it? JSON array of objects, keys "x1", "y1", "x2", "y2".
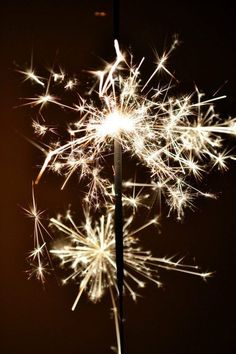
[
  {"x1": 50, "y1": 205, "x2": 210, "y2": 352},
  {"x1": 18, "y1": 40, "x2": 236, "y2": 219}
]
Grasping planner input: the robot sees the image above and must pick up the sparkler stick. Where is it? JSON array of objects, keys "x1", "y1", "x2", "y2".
[
  {"x1": 113, "y1": 1, "x2": 125, "y2": 352},
  {"x1": 114, "y1": 139, "x2": 124, "y2": 352}
]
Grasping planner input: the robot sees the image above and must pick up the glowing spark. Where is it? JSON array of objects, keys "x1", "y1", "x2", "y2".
[
  {"x1": 37, "y1": 94, "x2": 55, "y2": 105},
  {"x1": 26, "y1": 70, "x2": 45, "y2": 86},
  {"x1": 32, "y1": 120, "x2": 57, "y2": 137},
  {"x1": 64, "y1": 79, "x2": 77, "y2": 90},
  {"x1": 32, "y1": 120, "x2": 48, "y2": 136},
  {"x1": 17, "y1": 69, "x2": 45, "y2": 86},
  {"x1": 52, "y1": 71, "x2": 65, "y2": 82},
  {"x1": 94, "y1": 11, "x2": 107, "y2": 17}
]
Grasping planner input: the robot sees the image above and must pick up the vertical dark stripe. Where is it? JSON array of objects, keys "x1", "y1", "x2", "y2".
[{"x1": 113, "y1": 0, "x2": 124, "y2": 353}]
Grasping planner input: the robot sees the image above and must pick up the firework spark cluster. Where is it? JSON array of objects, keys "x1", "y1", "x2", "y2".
[
  {"x1": 21, "y1": 40, "x2": 236, "y2": 217},
  {"x1": 20, "y1": 39, "x2": 235, "y2": 352}
]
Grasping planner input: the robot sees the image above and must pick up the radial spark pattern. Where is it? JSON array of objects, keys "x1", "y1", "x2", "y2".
[
  {"x1": 50, "y1": 206, "x2": 209, "y2": 351},
  {"x1": 19, "y1": 40, "x2": 236, "y2": 219}
]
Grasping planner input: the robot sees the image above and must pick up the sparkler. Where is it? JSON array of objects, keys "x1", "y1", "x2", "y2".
[
  {"x1": 19, "y1": 40, "x2": 236, "y2": 218},
  {"x1": 19, "y1": 38, "x2": 235, "y2": 353}
]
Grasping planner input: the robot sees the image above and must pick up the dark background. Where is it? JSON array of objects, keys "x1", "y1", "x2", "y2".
[{"x1": 1, "y1": 1, "x2": 236, "y2": 353}]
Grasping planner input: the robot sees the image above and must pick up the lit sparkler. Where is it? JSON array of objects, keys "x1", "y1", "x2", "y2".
[
  {"x1": 19, "y1": 38, "x2": 235, "y2": 353},
  {"x1": 19, "y1": 40, "x2": 236, "y2": 218}
]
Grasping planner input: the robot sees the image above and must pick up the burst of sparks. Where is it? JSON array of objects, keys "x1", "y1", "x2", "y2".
[
  {"x1": 23, "y1": 185, "x2": 52, "y2": 282},
  {"x1": 18, "y1": 40, "x2": 235, "y2": 219},
  {"x1": 18, "y1": 39, "x2": 234, "y2": 353},
  {"x1": 50, "y1": 206, "x2": 210, "y2": 353},
  {"x1": 32, "y1": 120, "x2": 48, "y2": 137},
  {"x1": 32, "y1": 120, "x2": 57, "y2": 137}
]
